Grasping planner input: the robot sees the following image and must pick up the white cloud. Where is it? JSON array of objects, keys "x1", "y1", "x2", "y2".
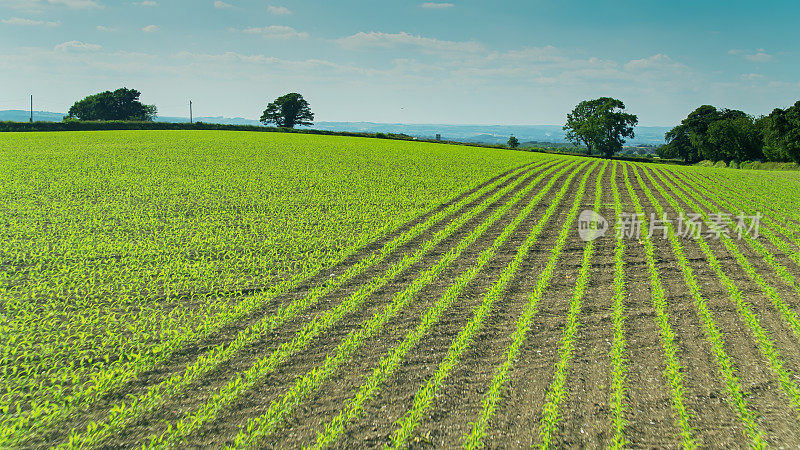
[
  {"x1": 136, "y1": 0, "x2": 157, "y2": 5},
  {"x1": 0, "y1": 0, "x2": 102, "y2": 10},
  {"x1": 54, "y1": 40, "x2": 101, "y2": 52},
  {"x1": 214, "y1": 0, "x2": 233, "y2": 8},
  {"x1": 242, "y1": 25, "x2": 308, "y2": 39},
  {"x1": 1, "y1": 17, "x2": 60, "y2": 26},
  {"x1": 624, "y1": 54, "x2": 687, "y2": 72},
  {"x1": 420, "y1": 2, "x2": 454, "y2": 9},
  {"x1": 744, "y1": 52, "x2": 774, "y2": 62},
  {"x1": 730, "y1": 48, "x2": 775, "y2": 63},
  {"x1": 48, "y1": 0, "x2": 103, "y2": 8},
  {"x1": 741, "y1": 73, "x2": 765, "y2": 81},
  {"x1": 0, "y1": 0, "x2": 33, "y2": 8},
  {"x1": 170, "y1": 51, "x2": 387, "y2": 81},
  {"x1": 503, "y1": 45, "x2": 566, "y2": 63},
  {"x1": 142, "y1": 24, "x2": 159, "y2": 32},
  {"x1": 267, "y1": 5, "x2": 291, "y2": 15},
  {"x1": 336, "y1": 31, "x2": 484, "y2": 55},
  {"x1": 96, "y1": 25, "x2": 115, "y2": 31}
]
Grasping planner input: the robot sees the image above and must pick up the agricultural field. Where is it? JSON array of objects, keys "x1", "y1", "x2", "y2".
[{"x1": 2, "y1": 130, "x2": 800, "y2": 448}]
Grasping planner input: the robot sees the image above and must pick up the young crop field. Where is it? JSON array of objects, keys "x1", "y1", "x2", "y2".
[{"x1": 2, "y1": 130, "x2": 800, "y2": 448}]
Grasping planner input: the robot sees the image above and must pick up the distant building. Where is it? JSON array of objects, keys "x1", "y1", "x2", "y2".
[{"x1": 435, "y1": 134, "x2": 441, "y2": 141}]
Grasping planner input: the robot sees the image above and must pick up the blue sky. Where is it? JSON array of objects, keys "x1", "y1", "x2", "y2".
[{"x1": 1, "y1": 0, "x2": 798, "y2": 125}]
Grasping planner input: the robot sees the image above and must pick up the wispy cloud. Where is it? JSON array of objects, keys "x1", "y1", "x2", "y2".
[
  {"x1": 49, "y1": 0, "x2": 103, "y2": 9},
  {"x1": 730, "y1": 48, "x2": 775, "y2": 63},
  {"x1": 741, "y1": 73, "x2": 765, "y2": 81},
  {"x1": 54, "y1": 40, "x2": 101, "y2": 51},
  {"x1": 267, "y1": 5, "x2": 291, "y2": 15},
  {"x1": 241, "y1": 25, "x2": 308, "y2": 39},
  {"x1": 1, "y1": 17, "x2": 60, "y2": 26},
  {"x1": 624, "y1": 53, "x2": 688, "y2": 73},
  {"x1": 336, "y1": 31, "x2": 483, "y2": 55},
  {"x1": 420, "y1": 2, "x2": 454, "y2": 9},
  {"x1": 744, "y1": 51, "x2": 774, "y2": 62},
  {"x1": 142, "y1": 24, "x2": 159, "y2": 32},
  {"x1": 214, "y1": 0, "x2": 234, "y2": 9},
  {"x1": 96, "y1": 25, "x2": 115, "y2": 31},
  {"x1": 0, "y1": 0, "x2": 102, "y2": 11}
]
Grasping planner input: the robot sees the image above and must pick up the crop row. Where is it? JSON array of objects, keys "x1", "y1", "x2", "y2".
[
  {"x1": 305, "y1": 162, "x2": 591, "y2": 449},
  {"x1": 672, "y1": 169, "x2": 800, "y2": 274},
  {"x1": 649, "y1": 167, "x2": 800, "y2": 342},
  {"x1": 1, "y1": 131, "x2": 540, "y2": 446},
  {"x1": 220, "y1": 160, "x2": 584, "y2": 450},
  {"x1": 60, "y1": 160, "x2": 562, "y2": 448},
  {"x1": 131, "y1": 160, "x2": 574, "y2": 449},
  {"x1": 3, "y1": 161, "x2": 543, "y2": 447},
  {"x1": 631, "y1": 164, "x2": 765, "y2": 446},
  {"x1": 385, "y1": 162, "x2": 598, "y2": 449},
  {"x1": 608, "y1": 162, "x2": 630, "y2": 449},
  {"x1": 621, "y1": 163, "x2": 695, "y2": 448},
  {"x1": 537, "y1": 162, "x2": 607, "y2": 448},
  {"x1": 684, "y1": 169, "x2": 800, "y2": 239},
  {"x1": 649, "y1": 166, "x2": 800, "y2": 413}
]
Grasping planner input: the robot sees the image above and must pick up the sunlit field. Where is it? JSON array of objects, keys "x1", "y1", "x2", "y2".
[{"x1": 3, "y1": 130, "x2": 800, "y2": 448}]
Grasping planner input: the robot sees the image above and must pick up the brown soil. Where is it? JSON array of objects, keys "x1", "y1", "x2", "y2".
[{"x1": 639, "y1": 165, "x2": 800, "y2": 445}]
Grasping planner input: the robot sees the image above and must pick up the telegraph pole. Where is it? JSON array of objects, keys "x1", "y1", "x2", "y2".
[
  {"x1": 30, "y1": 95, "x2": 33, "y2": 123},
  {"x1": 189, "y1": 100, "x2": 193, "y2": 124}
]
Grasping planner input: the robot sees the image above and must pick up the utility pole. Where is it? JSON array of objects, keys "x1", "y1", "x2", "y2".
[
  {"x1": 30, "y1": 95, "x2": 33, "y2": 123},
  {"x1": 189, "y1": 100, "x2": 193, "y2": 124}
]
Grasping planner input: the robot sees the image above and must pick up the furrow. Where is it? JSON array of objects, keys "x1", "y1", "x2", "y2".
[
  {"x1": 647, "y1": 166, "x2": 800, "y2": 413},
  {"x1": 303, "y1": 163, "x2": 590, "y2": 450},
  {"x1": 387, "y1": 161, "x2": 599, "y2": 449},
  {"x1": 140, "y1": 159, "x2": 574, "y2": 449},
  {"x1": 57, "y1": 159, "x2": 553, "y2": 449},
  {"x1": 621, "y1": 163, "x2": 696, "y2": 449},
  {"x1": 630, "y1": 164, "x2": 766, "y2": 447},
  {"x1": 651, "y1": 167, "x2": 800, "y2": 343},
  {"x1": 537, "y1": 162, "x2": 607, "y2": 448}
]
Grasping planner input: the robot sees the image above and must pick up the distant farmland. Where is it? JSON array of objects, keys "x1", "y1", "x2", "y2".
[{"x1": 2, "y1": 130, "x2": 800, "y2": 448}]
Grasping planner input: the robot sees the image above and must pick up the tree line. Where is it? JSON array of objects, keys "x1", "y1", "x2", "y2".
[
  {"x1": 63, "y1": 88, "x2": 799, "y2": 165},
  {"x1": 65, "y1": 88, "x2": 314, "y2": 129},
  {"x1": 657, "y1": 102, "x2": 800, "y2": 164}
]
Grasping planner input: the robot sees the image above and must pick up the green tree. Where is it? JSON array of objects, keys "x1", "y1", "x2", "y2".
[
  {"x1": 67, "y1": 88, "x2": 157, "y2": 121},
  {"x1": 564, "y1": 97, "x2": 638, "y2": 158},
  {"x1": 660, "y1": 124, "x2": 697, "y2": 162},
  {"x1": 260, "y1": 93, "x2": 314, "y2": 128},
  {"x1": 707, "y1": 116, "x2": 763, "y2": 163},
  {"x1": 762, "y1": 101, "x2": 800, "y2": 163},
  {"x1": 679, "y1": 105, "x2": 747, "y2": 161},
  {"x1": 507, "y1": 135, "x2": 520, "y2": 149}
]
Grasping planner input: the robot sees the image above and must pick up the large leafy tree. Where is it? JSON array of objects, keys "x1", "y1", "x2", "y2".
[
  {"x1": 677, "y1": 105, "x2": 747, "y2": 161},
  {"x1": 762, "y1": 100, "x2": 800, "y2": 163},
  {"x1": 260, "y1": 93, "x2": 314, "y2": 128},
  {"x1": 707, "y1": 116, "x2": 764, "y2": 163},
  {"x1": 563, "y1": 97, "x2": 638, "y2": 158},
  {"x1": 67, "y1": 88, "x2": 157, "y2": 121}
]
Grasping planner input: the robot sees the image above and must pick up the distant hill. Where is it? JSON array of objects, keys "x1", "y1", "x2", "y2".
[
  {"x1": 310, "y1": 122, "x2": 669, "y2": 146},
  {"x1": 154, "y1": 116, "x2": 263, "y2": 126},
  {"x1": 0, "y1": 110, "x2": 669, "y2": 145},
  {"x1": 0, "y1": 110, "x2": 66, "y2": 122}
]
